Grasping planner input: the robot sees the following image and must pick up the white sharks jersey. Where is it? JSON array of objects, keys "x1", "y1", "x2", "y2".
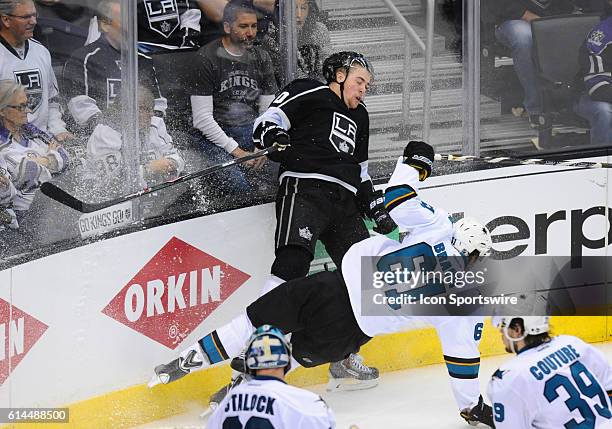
[
  {"x1": 0, "y1": 36, "x2": 67, "y2": 135},
  {"x1": 488, "y1": 335, "x2": 612, "y2": 429},
  {"x1": 341, "y1": 160, "x2": 462, "y2": 337},
  {"x1": 207, "y1": 376, "x2": 335, "y2": 429}
]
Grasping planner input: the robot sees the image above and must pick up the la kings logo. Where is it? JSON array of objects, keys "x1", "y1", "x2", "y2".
[
  {"x1": 106, "y1": 78, "x2": 121, "y2": 107},
  {"x1": 14, "y1": 69, "x2": 43, "y2": 113},
  {"x1": 144, "y1": 0, "x2": 180, "y2": 39},
  {"x1": 329, "y1": 112, "x2": 357, "y2": 154}
]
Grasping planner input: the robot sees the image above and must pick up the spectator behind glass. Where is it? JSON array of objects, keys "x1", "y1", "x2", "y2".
[
  {"x1": 487, "y1": 0, "x2": 573, "y2": 126},
  {"x1": 575, "y1": 14, "x2": 612, "y2": 144},
  {"x1": 0, "y1": 0, "x2": 73, "y2": 141},
  {"x1": 33, "y1": 0, "x2": 93, "y2": 70},
  {"x1": 0, "y1": 153, "x2": 17, "y2": 232},
  {"x1": 189, "y1": 0, "x2": 278, "y2": 198},
  {"x1": 86, "y1": 0, "x2": 202, "y2": 54},
  {"x1": 83, "y1": 86, "x2": 184, "y2": 191},
  {"x1": 0, "y1": 79, "x2": 69, "y2": 225},
  {"x1": 262, "y1": 0, "x2": 331, "y2": 83},
  {"x1": 62, "y1": 0, "x2": 166, "y2": 136}
]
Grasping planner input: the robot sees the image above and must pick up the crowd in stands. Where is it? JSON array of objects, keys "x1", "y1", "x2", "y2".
[
  {"x1": 0, "y1": 0, "x2": 332, "y2": 245},
  {"x1": 3, "y1": 0, "x2": 611, "y2": 251},
  {"x1": 484, "y1": 0, "x2": 612, "y2": 145}
]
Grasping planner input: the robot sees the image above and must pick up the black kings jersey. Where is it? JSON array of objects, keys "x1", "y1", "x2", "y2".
[
  {"x1": 63, "y1": 35, "x2": 163, "y2": 127},
  {"x1": 192, "y1": 39, "x2": 277, "y2": 127},
  {"x1": 137, "y1": 0, "x2": 201, "y2": 51},
  {"x1": 266, "y1": 78, "x2": 370, "y2": 194}
]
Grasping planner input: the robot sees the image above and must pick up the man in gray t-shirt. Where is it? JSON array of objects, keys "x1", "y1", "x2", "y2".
[{"x1": 190, "y1": 0, "x2": 277, "y2": 184}]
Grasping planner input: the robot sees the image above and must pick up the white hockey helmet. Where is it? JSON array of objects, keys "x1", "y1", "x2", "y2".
[
  {"x1": 492, "y1": 316, "x2": 550, "y2": 349},
  {"x1": 451, "y1": 217, "x2": 492, "y2": 259},
  {"x1": 245, "y1": 325, "x2": 292, "y2": 375}
]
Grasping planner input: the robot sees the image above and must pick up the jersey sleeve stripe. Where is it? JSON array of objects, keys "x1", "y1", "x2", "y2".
[
  {"x1": 199, "y1": 331, "x2": 229, "y2": 364},
  {"x1": 445, "y1": 355, "x2": 480, "y2": 379},
  {"x1": 384, "y1": 184, "x2": 417, "y2": 212},
  {"x1": 277, "y1": 86, "x2": 328, "y2": 109}
]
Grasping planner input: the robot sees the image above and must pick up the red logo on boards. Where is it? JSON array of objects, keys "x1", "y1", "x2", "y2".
[
  {"x1": 102, "y1": 237, "x2": 251, "y2": 349},
  {"x1": 0, "y1": 299, "x2": 48, "y2": 385}
]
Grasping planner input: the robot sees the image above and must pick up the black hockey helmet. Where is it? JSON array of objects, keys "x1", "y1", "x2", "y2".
[{"x1": 322, "y1": 51, "x2": 374, "y2": 84}]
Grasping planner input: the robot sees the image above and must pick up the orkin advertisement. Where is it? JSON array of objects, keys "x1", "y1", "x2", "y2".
[
  {"x1": 0, "y1": 159, "x2": 609, "y2": 408},
  {"x1": 102, "y1": 236, "x2": 251, "y2": 349}
]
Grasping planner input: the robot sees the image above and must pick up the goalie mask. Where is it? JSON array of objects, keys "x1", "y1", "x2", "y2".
[
  {"x1": 451, "y1": 217, "x2": 492, "y2": 261},
  {"x1": 245, "y1": 325, "x2": 292, "y2": 375}
]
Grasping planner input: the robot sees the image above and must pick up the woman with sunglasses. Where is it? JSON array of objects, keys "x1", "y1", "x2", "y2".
[{"x1": 0, "y1": 79, "x2": 68, "y2": 224}]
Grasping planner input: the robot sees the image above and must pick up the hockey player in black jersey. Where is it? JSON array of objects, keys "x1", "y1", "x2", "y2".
[{"x1": 249, "y1": 51, "x2": 398, "y2": 389}]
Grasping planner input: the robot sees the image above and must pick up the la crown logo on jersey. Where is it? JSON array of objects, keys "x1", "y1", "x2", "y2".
[
  {"x1": 329, "y1": 112, "x2": 357, "y2": 154},
  {"x1": 144, "y1": 0, "x2": 180, "y2": 38},
  {"x1": 14, "y1": 69, "x2": 42, "y2": 112},
  {"x1": 102, "y1": 237, "x2": 250, "y2": 349}
]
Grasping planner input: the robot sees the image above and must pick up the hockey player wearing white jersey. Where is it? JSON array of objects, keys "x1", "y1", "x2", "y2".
[
  {"x1": 83, "y1": 87, "x2": 184, "y2": 188},
  {"x1": 149, "y1": 141, "x2": 494, "y2": 427},
  {"x1": 488, "y1": 316, "x2": 612, "y2": 428},
  {"x1": 207, "y1": 325, "x2": 336, "y2": 429},
  {"x1": 0, "y1": 0, "x2": 71, "y2": 141},
  {"x1": 0, "y1": 79, "x2": 68, "y2": 220}
]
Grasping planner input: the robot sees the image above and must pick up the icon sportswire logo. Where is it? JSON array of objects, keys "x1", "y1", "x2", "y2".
[
  {"x1": 102, "y1": 237, "x2": 251, "y2": 349},
  {"x1": 0, "y1": 299, "x2": 48, "y2": 385}
]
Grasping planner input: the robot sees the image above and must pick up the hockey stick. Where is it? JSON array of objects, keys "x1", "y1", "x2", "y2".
[
  {"x1": 41, "y1": 145, "x2": 280, "y2": 213},
  {"x1": 434, "y1": 154, "x2": 612, "y2": 169}
]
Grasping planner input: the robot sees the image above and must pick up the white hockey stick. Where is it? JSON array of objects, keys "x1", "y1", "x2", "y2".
[{"x1": 434, "y1": 154, "x2": 612, "y2": 169}]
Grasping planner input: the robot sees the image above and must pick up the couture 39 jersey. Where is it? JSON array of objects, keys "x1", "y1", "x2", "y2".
[
  {"x1": 207, "y1": 376, "x2": 335, "y2": 429},
  {"x1": 0, "y1": 35, "x2": 66, "y2": 135},
  {"x1": 488, "y1": 335, "x2": 612, "y2": 429},
  {"x1": 254, "y1": 79, "x2": 370, "y2": 194}
]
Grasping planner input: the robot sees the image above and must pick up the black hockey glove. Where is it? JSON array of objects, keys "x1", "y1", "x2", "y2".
[
  {"x1": 358, "y1": 182, "x2": 397, "y2": 235},
  {"x1": 253, "y1": 120, "x2": 290, "y2": 150},
  {"x1": 369, "y1": 193, "x2": 397, "y2": 235},
  {"x1": 403, "y1": 140, "x2": 434, "y2": 181}
]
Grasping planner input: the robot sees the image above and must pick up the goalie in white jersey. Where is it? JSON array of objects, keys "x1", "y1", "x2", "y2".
[
  {"x1": 207, "y1": 325, "x2": 335, "y2": 429},
  {"x1": 488, "y1": 316, "x2": 612, "y2": 428},
  {"x1": 150, "y1": 141, "x2": 493, "y2": 426}
]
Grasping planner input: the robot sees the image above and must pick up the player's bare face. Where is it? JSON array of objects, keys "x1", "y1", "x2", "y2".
[
  {"x1": 343, "y1": 66, "x2": 372, "y2": 109},
  {"x1": 227, "y1": 12, "x2": 258, "y2": 51},
  {"x1": 4, "y1": 1, "x2": 37, "y2": 42},
  {"x1": 1, "y1": 89, "x2": 29, "y2": 132}
]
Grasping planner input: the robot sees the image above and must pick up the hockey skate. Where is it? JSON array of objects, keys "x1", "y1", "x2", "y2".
[
  {"x1": 459, "y1": 395, "x2": 494, "y2": 427},
  {"x1": 148, "y1": 348, "x2": 206, "y2": 388},
  {"x1": 326, "y1": 353, "x2": 379, "y2": 392}
]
